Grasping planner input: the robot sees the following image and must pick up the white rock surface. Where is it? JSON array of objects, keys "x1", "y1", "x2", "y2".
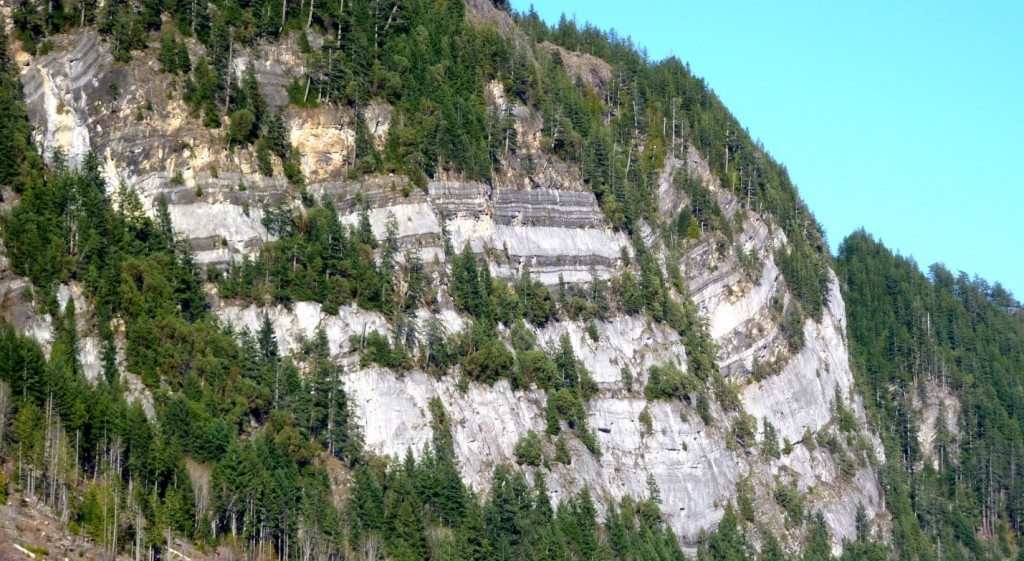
[
  {"x1": 535, "y1": 317, "x2": 685, "y2": 388},
  {"x1": 741, "y1": 272, "x2": 857, "y2": 446},
  {"x1": 21, "y1": 33, "x2": 101, "y2": 167},
  {"x1": 915, "y1": 379, "x2": 960, "y2": 470}
]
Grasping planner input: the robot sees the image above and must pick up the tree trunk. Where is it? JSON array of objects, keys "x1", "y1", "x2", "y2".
[
  {"x1": 225, "y1": 36, "x2": 233, "y2": 113},
  {"x1": 671, "y1": 102, "x2": 676, "y2": 150}
]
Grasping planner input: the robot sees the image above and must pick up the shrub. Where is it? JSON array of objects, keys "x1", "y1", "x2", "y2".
[
  {"x1": 514, "y1": 430, "x2": 544, "y2": 466},
  {"x1": 461, "y1": 339, "x2": 514, "y2": 384},
  {"x1": 554, "y1": 436, "x2": 572, "y2": 464},
  {"x1": 352, "y1": 331, "x2": 411, "y2": 370},
  {"x1": 761, "y1": 420, "x2": 781, "y2": 459},
  {"x1": 731, "y1": 414, "x2": 756, "y2": 449},
  {"x1": 514, "y1": 350, "x2": 556, "y2": 389},
  {"x1": 645, "y1": 362, "x2": 697, "y2": 401},
  {"x1": 639, "y1": 406, "x2": 653, "y2": 436},
  {"x1": 773, "y1": 481, "x2": 805, "y2": 526},
  {"x1": 227, "y1": 109, "x2": 257, "y2": 146}
]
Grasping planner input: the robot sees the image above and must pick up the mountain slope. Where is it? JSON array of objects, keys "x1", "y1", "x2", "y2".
[
  {"x1": 0, "y1": 2, "x2": 894, "y2": 559},
  {"x1": 839, "y1": 231, "x2": 1024, "y2": 561}
]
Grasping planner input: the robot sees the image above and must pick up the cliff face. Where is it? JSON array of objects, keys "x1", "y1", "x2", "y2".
[{"x1": 13, "y1": 23, "x2": 887, "y2": 554}]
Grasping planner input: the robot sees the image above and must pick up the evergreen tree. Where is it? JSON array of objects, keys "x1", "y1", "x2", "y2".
[
  {"x1": 175, "y1": 242, "x2": 208, "y2": 322},
  {"x1": 258, "y1": 313, "x2": 279, "y2": 362},
  {"x1": 462, "y1": 497, "x2": 492, "y2": 561},
  {"x1": 0, "y1": 18, "x2": 41, "y2": 190}
]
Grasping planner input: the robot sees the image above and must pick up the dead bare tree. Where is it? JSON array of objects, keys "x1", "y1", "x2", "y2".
[
  {"x1": 0, "y1": 380, "x2": 11, "y2": 453},
  {"x1": 356, "y1": 535, "x2": 385, "y2": 561},
  {"x1": 186, "y1": 459, "x2": 212, "y2": 530}
]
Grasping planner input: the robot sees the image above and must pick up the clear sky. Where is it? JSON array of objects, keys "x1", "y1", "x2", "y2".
[{"x1": 513, "y1": 0, "x2": 1024, "y2": 299}]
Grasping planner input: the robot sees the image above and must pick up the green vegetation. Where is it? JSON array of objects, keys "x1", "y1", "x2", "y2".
[
  {"x1": 0, "y1": 20, "x2": 42, "y2": 192},
  {"x1": 645, "y1": 361, "x2": 700, "y2": 401},
  {"x1": 514, "y1": 429, "x2": 544, "y2": 466},
  {"x1": 761, "y1": 420, "x2": 781, "y2": 460},
  {"x1": 639, "y1": 406, "x2": 654, "y2": 436},
  {"x1": 840, "y1": 231, "x2": 1024, "y2": 561},
  {"x1": 674, "y1": 172, "x2": 732, "y2": 242},
  {"x1": 219, "y1": 201, "x2": 401, "y2": 314},
  {"x1": 773, "y1": 481, "x2": 805, "y2": 526},
  {"x1": 158, "y1": 29, "x2": 191, "y2": 74}
]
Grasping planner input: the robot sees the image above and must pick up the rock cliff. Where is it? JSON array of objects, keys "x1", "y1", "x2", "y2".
[{"x1": 11, "y1": 21, "x2": 888, "y2": 554}]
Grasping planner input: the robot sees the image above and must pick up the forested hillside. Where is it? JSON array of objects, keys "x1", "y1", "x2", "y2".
[
  {"x1": 0, "y1": 0, "x2": 1008, "y2": 560},
  {"x1": 839, "y1": 232, "x2": 1024, "y2": 561}
]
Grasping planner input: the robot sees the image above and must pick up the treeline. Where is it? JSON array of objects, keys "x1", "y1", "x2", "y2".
[
  {"x1": 0, "y1": 296, "x2": 365, "y2": 557},
  {"x1": 0, "y1": 307, "x2": 891, "y2": 561},
  {"x1": 839, "y1": 231, "x2": 1024, "y2": 561}
]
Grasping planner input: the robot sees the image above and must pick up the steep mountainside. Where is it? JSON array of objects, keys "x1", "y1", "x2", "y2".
[
  {"x1": 0, "y1": 1, "x2": 902, "y2": 559},
  {"x1": 838, "y1": 232, "x2": 1024, "y2": 561}
]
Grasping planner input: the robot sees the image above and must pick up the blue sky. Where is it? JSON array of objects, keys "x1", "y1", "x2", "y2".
[{"x1": 513, "y1": 1, "x2": 1024, "y2": 299}]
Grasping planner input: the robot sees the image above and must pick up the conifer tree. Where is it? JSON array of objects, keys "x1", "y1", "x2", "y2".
[{"x1": 0, "y1": 18, "x2": 41, "y2": 190}]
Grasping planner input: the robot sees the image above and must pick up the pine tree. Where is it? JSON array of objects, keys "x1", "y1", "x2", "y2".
[
  {"x1": 175, "y1": 242, "x2": 208, "y2": 322},
  {"x1": 0, "y1": 18, "x2": 41, "y2": 190},
  {"x1": 451, "y1": 243, "x2": 481, "y2": 316},
  {"x1": 349, "y1": 467, "x2": 385, "y2": 544},
  {"x1": 98, "y1": 0, "x2": 146, "y2": 61},
  {"x1": 352, "y1": 109, "x2": 381, "y2": 174},
  {"x1": 461, "y1": 498, "x2": 492, "y2": 561},
  {"x1": 389, "y1": 497, "x2": 427, "y2": 561},
  {"x1": 379, "y1": 213, "x2": 399, "y2": 314},
  {"x1": 258, "y1": 313, "x2": 279, "y2": 362}
]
